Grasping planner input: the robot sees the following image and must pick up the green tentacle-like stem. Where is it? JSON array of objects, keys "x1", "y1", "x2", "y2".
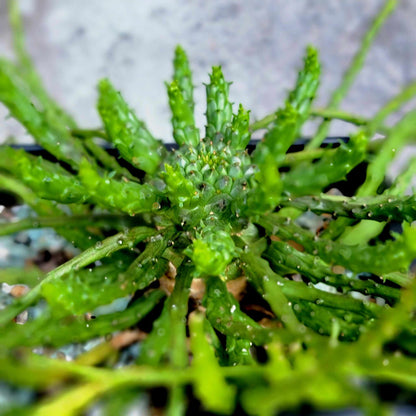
[
  {"x1": 366, "y1": 80, "x2": 416, "y2": 136},
  {"x1": 0, "y1": 146, "x2": 89, "y2": 204},
  {"x1": 98, "y1": 79, "x2": 163, "y2": 174},
  {"x1": 0, "y1": 214, "x2": 136, "y2": 236},
  {"x1": 358, "y1": 110, "x2": 416, "y2": 196},
  {"x1": 307, "y1": 0, "x2": 398, "y2": 149},
  {"x1": 280, "y1": 194, "x2": 416, "y2": 223},
  {"x1": 205, "y1": 66, "x2": 233, "y2": 139},
  {"x1": 281, "y1": 132, "x2": 367, "y2": 196},
  {"x1": 310, "y1": 108, "x2": 390, "y2": 134},
  {"x1": 258, "y1": 214, "x2": 415, "y2": 280},
  {"x1": 71, "y1": 128, "x2": 108, "y2": 140},
  {"x1": 0, "y1": 226, "x2": 157, "y2": 326},
  {"x1": 265, "y1": 240, "x2": 400, "y2": 302},
  {"x1": 189, "y1": 310, "x2": 236, "y2": 414},
  {"x1": 205, "y1": 275, "x2": 273, "y2": 345},
  {"x1": 0, "y1": 173, "x2": 104, "y2": 249},
  {"x1": 0, "y1": 290, "x2": 165, "y2": 349},
  {"x1": 167, "y1": 81, "x2": 200, "y2": 147},
  {"x1": 79, "y1": 159, "x2": 158, "y2": 215},
  {"x1": 254, "y1": 47, "x2": 320, "y2": 165},
  {"x1": 173, "y1": 45, "x2": 195, "y2": 113}
]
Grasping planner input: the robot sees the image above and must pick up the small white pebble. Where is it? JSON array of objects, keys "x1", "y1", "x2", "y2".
[{"x1": 15, "y1": 310, "x2": 28, "y2": 325}]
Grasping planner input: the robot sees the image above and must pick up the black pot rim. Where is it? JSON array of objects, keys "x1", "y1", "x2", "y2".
[{"x1": 7, "y1": 136, "x2": 349, "y2": 153}]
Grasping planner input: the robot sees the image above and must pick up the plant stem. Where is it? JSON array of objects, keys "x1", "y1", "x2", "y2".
[
  {"x1": 243, "y1": 250, "x2": 382, "y2": 319},
  {"x1": 71, "y1": 128, "x2": 108, "y2": 140},
  {"x1": 0, "y1": 173, "x2": 105, "y2": 249},
  {"x1": 306, "y1": 0, "x2": 398, "y2": 149},
  {"x1": 367, "y1": 80, "x2": 416, "y2": 136},
  {"x1": 0, "y1": 173, "x2": 59, "y2": 215},
  {"x1": 266, "y1": 241, "x2": 399, "y2": 302},
  {"x1": 310, "y1": 108, "x2": 390, "y2": 134},
  {"x1": 0, "y1": 226, "x2": 158, "y2": 326},
  {"x1": 250, "y1": 107, "x2": 391, "y2": 137},
  {"x1": 8, "y1": 0, "x2": 77, "y2": 129},
  {"x1": 83, "y1": 137, "x2": 136, "y2": 180},
  {"x1": 358, "y1": 109, "x2": 416, "y2": 197},
  {"x1": 249, "y1": 113, "x2": 276, "y2": 131},
  {"x1": 280, "y1": 137, "x2": 390, "y2": 167},
  {"x1": 311, "y1": 108, "x2": 368, "y2": 127},
  {"x1": 280, "y1": 193, "x2": 416, "y2": 224},
  {"x1": 32, "y1": 382, "x2": 112, "y2": 416},
  {"x1": 0, "y1": 214, "x2": 137, "y2": 236},
  {"x1": 281, "y1": 147, "x2": 333, "y2": 165},
  {"x1": 189, "y1": 311, "x2": 236, "y2": 414}
]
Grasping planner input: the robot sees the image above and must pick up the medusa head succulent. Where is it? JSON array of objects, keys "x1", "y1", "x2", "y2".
[{"x1": 1, "y1": 0, "x2": 416, "y2": 413}]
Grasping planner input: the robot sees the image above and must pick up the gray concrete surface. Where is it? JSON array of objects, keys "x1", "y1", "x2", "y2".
[{"x1": 0, "y1": 0, "x2": 415, "y2": 144}]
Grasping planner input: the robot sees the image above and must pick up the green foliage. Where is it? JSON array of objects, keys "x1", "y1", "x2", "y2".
[
  {"x1": 205, "y1": 275, "x2": 272, "y2": 344},
  {"x1": 0, "y1": 146, "x2": 88, "y2": 204},
  {"x1": 97, "y1": 79, "x2": 163, "y2": 174},
  {"x1": 282, "y1": 131, "x2": 367, "y2": 196},
  {"x1": 0, "y1": 59, "x2": 87, "y2": 168},
  {"x1": 189, "y1": 311, "x2": 236, "y2": 414},
  {"x1": 79, "y1": 158, "x2": 157, "y2": 215},
  {"x1": 187, "y1": 228, "x2": 236, "y2": 276},
  {"x1": 1, "y1": 1, "x2": 416, "y2": 415},
  {"x1": 205, "y1": 66, "x2": 233, "y2": 139},
  {"x1": 254, "y1": 46, "x2": 320, "y2": 167},
  {"x1": 167, "y1": 80, "x2": 199, "y2": 147},
  {"x1": 173, "y1": 45, "x2": 195, "y2": 113},
  {"x1": 0, "y1": 290, "x2": 165, "y2": 349}
]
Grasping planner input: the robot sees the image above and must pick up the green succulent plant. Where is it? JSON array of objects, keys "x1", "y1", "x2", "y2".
[{"x1": 1, "y1": 0, "x2": 416, "y2": 415}]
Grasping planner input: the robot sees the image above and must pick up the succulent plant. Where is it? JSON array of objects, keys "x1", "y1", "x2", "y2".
[{"x1": 1, "y1": 0, "x2": 416, "y2": 414}]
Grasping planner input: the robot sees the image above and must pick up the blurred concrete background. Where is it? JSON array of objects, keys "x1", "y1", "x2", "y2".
[{"x1": 0, "y1": 0, "x2": 415, "y2": 143}]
